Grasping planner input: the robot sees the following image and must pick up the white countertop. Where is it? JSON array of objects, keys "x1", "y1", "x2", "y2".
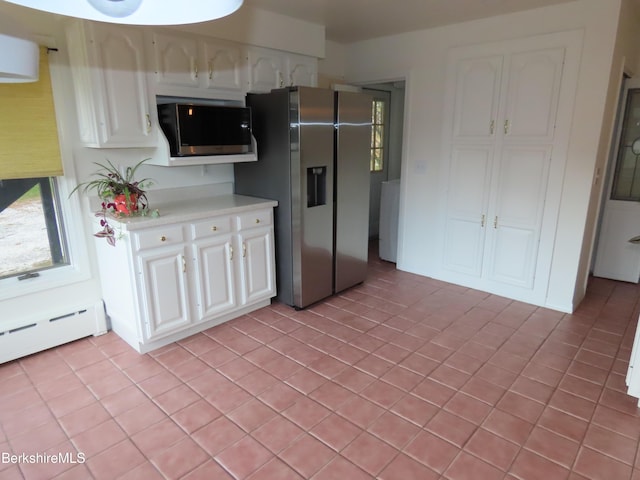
[{"x1": 101, "y1": 194, "x2": 278, "y2": 231}]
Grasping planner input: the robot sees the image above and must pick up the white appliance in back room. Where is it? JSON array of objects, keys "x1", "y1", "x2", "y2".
[
  {"x1": 379, "y1": 178, "x2": 400, "y2": 263},
  {"x1": 234, "y1": 86, "x2": 372, "y2": 309}
]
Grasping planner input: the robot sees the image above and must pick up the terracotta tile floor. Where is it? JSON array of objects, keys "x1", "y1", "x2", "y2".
[{"x1": 2, "y1": 253, "x2": 640, "y2": 479}]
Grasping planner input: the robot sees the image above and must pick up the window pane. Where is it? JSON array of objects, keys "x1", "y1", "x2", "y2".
[
  {"x1": 612, "y1": 89, "x2": 640, "y2": 201},
  {"x1": 370, "y1": 99, "x2": 386, "y2": 173},
  {"x1": 0, "y1": 178, "x2": 69, "y2": 279}
]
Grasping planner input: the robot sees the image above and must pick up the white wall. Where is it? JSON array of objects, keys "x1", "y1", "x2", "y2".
[{"x1": 342, "y1": 0, "x2": 628, "y2": 311}]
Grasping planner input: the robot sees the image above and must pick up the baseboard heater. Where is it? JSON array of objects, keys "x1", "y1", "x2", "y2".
[{"x1": 0, "y1": 301, "x2": 108, "y2": 364}]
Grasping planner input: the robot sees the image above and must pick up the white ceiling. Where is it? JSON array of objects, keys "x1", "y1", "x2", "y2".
[
  {"x1": 242, "y1": 0, "x2": 578, "y2": 43},
  {"x1": 0, "y1": 0, "x2": 630, "y2": 45}
]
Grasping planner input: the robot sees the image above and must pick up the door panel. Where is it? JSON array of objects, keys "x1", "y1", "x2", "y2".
[
  {"x1": 192, "y1": 236, "x2": 236, "y2": 320},
  {"x1": 137, "y1": 247, "x2": 190, "y2": 340},
  {"x1": 238, "y1": 228, "x2": 276, "y2": 305},
  {"x1": 487, "y1": 146, "x2": 551, "y2": 288},
  {"x1": 503, "y1": 48, "x2": 565, "y2": 142},
  {"x1": 293, "y1": 87, "x2": 335, "y2": 307},
  {"x1": 594, "y1": 205, "x2": 640, "y2": 282},
  {"x1": 335, "y1": 91, "x2": 372, "y2": 293},
  {"x1": 488, "y1": 225, "x2": 536, "y2": 286},
  {"x1": 595, "y1": 82, "x2": 640, "y2": 282},
  {"x1": 443, "y1": 146, "x2": 493, "y2": 276},
  {"x1": 452, "y1": 55, "x2": 503, "y2": 141}
]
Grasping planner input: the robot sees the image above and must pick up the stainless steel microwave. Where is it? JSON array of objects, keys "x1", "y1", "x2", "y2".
[{"x1": 157, "y1": 103, "x2": 253, "y2": 157}]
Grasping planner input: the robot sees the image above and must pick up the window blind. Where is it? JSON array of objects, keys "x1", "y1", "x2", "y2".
[{"x1": 0, "y1": 47, "x2": 63, "y2": 179}]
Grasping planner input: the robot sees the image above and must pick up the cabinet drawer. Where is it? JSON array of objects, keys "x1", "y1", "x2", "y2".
[
  {"x1": 133, "y1": 225, "x2": 184, "y2": 251},
  {"x1": 190, "y1": 215, "x2": 233, "y2": 240},
  {"x1": 237, "y1": 210, "x2": 273, "y2": 231}
]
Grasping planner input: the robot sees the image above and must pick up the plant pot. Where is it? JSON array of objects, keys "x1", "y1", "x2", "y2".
[{"x1": 113, "y1": 193, "x2": 138, "y2": 215}]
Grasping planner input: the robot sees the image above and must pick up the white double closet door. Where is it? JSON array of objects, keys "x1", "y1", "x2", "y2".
[{"x1": 440, "y1": 31, "x2": 581, "y2": 306}]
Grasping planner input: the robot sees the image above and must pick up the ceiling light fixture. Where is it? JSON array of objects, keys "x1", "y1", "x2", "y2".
[
  {"x1": 1, "y1": 0, "x2": 244, "y2": 25},
  {"x1": 0, "y1": 14, "x2": 38, "y2": 82}
]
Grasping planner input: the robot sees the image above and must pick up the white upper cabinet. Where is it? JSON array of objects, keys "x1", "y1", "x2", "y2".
[
  {"x1": 451, "y1": 55, "x2": 503, "y2": 142},
  {"x1": 247, "y1": 46, "x2": 317, "y2": 93},
  {"x1": 151, "y1": 31, "x2": 246, "y2": 96},
  {"x1": 151, "y1": 31, "x2": 199, "y2": 88},
  {"x1": 286, "y1": 53, "x2": 318, "y2": 89},
  {"x1": 66, "y1": 21, "x2": 155, "y2": 148},
  {"x1": 502, "y1": 48, "x2": 565, "y2": 142},
  {"x1": 246, "y1": 47, "x2": 286, "y2": 93},
  {"x1": 202, "y1": 39, "x2": 245, "y2": 91}
]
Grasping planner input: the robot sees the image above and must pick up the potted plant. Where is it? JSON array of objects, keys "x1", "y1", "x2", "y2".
[{"x1": 70, "y1": 158, "x2": 154, "y2": 245}]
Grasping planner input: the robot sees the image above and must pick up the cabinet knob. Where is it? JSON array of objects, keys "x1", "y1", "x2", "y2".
[
  {"x1": 212, "y1": 225, "x2": 217, "y2": 231},
  {"x1": 160, "y1": 236, "x2": 166, "y2": 242},
  {"x1": 255, "y1": 219, "x2": 260, "y2": 224}
]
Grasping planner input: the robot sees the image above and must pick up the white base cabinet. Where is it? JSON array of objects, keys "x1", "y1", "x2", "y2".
[{"x1": 94, "y1": 197, "x2": 276, "y2": 353}]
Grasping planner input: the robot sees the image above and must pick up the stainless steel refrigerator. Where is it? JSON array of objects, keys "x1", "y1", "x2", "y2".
[{"x1": 234, "y1": 86, "x2": 371, "y2": 309}]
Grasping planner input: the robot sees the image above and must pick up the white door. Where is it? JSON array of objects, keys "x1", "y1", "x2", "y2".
[
  {"x1": 91, "y1": 24, "x2": 153, "y2": 146},
  {"x1": 485, "y1": 47, "x2": 564, "y2": 289},
  {"x1": 137, "y1": 246, "x2": 191, "y2": 340},
  {"x1": 486, "y1": 145, "x2": 551, "y2": 288},
  {"x1": 192, "y1": 236, "x2": 237, "y2": 321},
  {"x1": 246, "y1": 48, "x2": 285, "y2": 93},
  {"x1": 443, "y1": 56, "x2": 503, "y2": 274},
  {"x1": 443, "y1": 146, "x2": 493, "y2": 276},
  {"x1": 202, "y1": 39, "x2": 244, "y2": 91},
  {"x1": 594, "y1": 80, "x2": 640, "y2": 283},
  {"x1": 237, "y1": 228, "x2": 276, "y2": 305},
  {"x1": 152, "y1": 31, "x2": 199, "y2": 88}
]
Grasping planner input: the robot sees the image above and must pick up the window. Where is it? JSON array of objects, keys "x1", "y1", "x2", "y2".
[
  {"x1": 612, "y1": 88, "x2": 640, "y2": 201},
  {"x1": 0, "y1": 177, "x2": 69, "y2": 280},
  {"x1": 370, "y1": 98, "x2": 386, "y2": 172}
]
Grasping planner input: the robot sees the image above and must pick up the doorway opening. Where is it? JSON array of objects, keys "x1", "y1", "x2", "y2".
[
  {"x1": 362, "y1": 81, "x2": 405, "y2": 263},
  {"x1": 593, "y1": 76, "x2": 640, "y2": 282}
]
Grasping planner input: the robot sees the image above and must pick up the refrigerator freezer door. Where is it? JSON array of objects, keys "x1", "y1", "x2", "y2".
[
  {"x1": 292, "y1": 87, "x2": 336, "y2": 308},
  {"x1": 334, "y1": 91, "x2": 372, "y2": 293}
]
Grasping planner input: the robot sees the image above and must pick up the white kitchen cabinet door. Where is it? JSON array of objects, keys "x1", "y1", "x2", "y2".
[
  {"x1": 237, "y1": 227, "x2": 276, "y2": 306},
  {"x1": 202, "y1": 39, "x2": 245, "y2": 91},
  {"x1": 485, "y1": 145, "x2": 552, "y2": 288},
  {"x1": 502, "y1": 48, "x2": 565, "y2": 143},
  {"x1": 192, "y1": 236, "x2": 237, "y2": 321},
  {"x1": 152, "y1": 31, "x2": 199, "y2": 88},
  {"x1": 246, "y1": 48, "x2": 285, "y2": 93},
  {"x1": 443, "y1": 146, "x2": 493, "y2": 276},
  {"x1": 286, "y1": 53, "x2": 317, "y2": 88},
  {"x1": 137, "y1": 245, "x2": 191, "y2": 340},
  {"x1": 66, "y1": 21, "x2": 154, "y2": 148},
  {"x1": 451, "y1": 55, "x2": 503, "y2": 142}
]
